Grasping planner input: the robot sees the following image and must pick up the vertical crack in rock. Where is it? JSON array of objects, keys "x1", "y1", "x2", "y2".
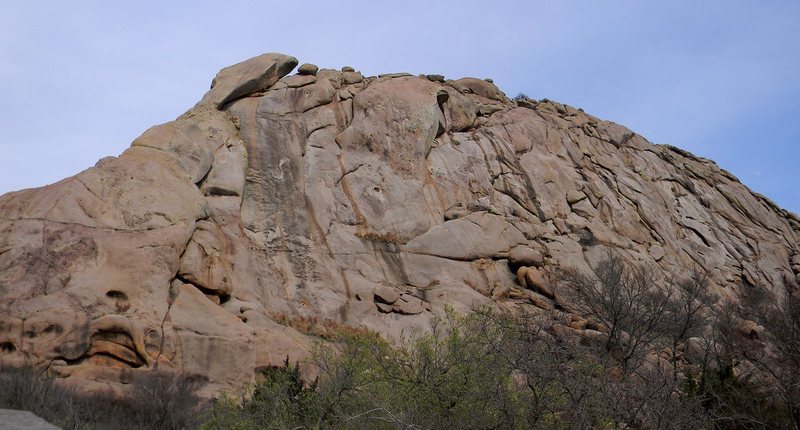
[{"x1": 155, "y1": 284, "x2": 178, "y2": 365}]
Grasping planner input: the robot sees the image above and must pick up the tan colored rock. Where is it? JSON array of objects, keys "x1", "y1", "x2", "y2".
[
  {"x1": 595, "y1": 121, "x2": 634, "y2": 147},
  {"x1": 338, "y1": 89, "x2": 353, "y2": 100},
  {"x1": 566, "y1": 189, "x2": 587, "y2": 205},
  {"x1": 262, "y1": 78, "x2": 336, "y2": 114},
  {"x1": 524, "y1": 267, "x2": 553, "y2": 298},
  {"x1": 508, "y1": 245, "x2": 544, "y2": 268},
  {"x1": 282, "y1": 74, "x2": 316, "y2": 88},
  {"x1": 528, "y1": 292, "x2": 553, "y2": 310},
  {"x1": 552, "y1": 323, "x2": 580, "y2": 339},
  {"x1": 374, "y1": 284, "x2": 400, "y2": 304},
  {"x1": 199, "y1": 53, "x2": 298, "y2": 108},
  {"x1": 585, "y1": 321, "x2": 607, "y2": 333},
  {"x1": 2, "y1": 52, "x2": 799, "y2": 402},
  {"x1": 393, "y1": 295, "x2": 425, "y2": 315},
  {"x1": 739, "y1": 319, "x2": 762, "y2": 340},
  {"x1": 649, "y1": 243, "x2": 666, "y2": 261},
  {"x1": 132, "y1": 106, "x2": 233, "y2": 184},
  {"x1": 684, "y1": 337, "x2": 709, "y2": 364},
  {"x1": 379, "y1": 72, "x2": 412, "y2": 78},
  {"x1": 568, "y1": 315, "x2": 588, "y2": 330},
  {"x1": 582, "y1": 329, "x2": 608, "y2": 344},
  {"x1": 444, "y1": 202, "x2": 470, "y2": 220},
  {"x1": 201, "y1": 138, "x2": 246, "y2": 197},
  {"x1": 376, "y1": 302, "x2": 393, "y2": 313},
  {"x1": 440, "y1": 87, "x2": 477, "y2": 131},
  {"x1": 403, "y1": 212, "x2": 527, "y2": 260},
  {"x1": 343, "y1": 71, "x2": 363, "y2": 84},
  {"x1": 491, "y1": 283, "x2": 510, "y2": 300},
  {"x1": 453, "y1": 77, "x2": 506, "y2": 102},
  {"x1": 516, "y1": 98, "x2": 535, "y2": 109},
  {"x1": 298, "y1": 63, "x2": 319, "y2": 76},
  {"x1": 177, "y1": 220, "x2": 232, "y2": 296}
]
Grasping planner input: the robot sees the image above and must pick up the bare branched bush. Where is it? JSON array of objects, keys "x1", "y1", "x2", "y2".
[
  {"x1": 128, "y1": 369, "x2": 206, "y2": 430},
  {"x1": 0, "y1": 362, "x2": 205, "y2": 430},
  {"x1": 739, "y1": 286, "x2": 800, "y2": 428},
  {"x1": 663, "y1": 266, "x2": 715, "y2": 379},
  {"x1": 556, "y1": 252, "x2": 672, "y2": 375},
  {"x1": 0, "y1": 362, "x2": 64, "y2": 417}
]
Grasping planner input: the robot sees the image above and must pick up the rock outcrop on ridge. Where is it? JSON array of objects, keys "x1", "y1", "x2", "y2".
[{"x1": 1, "y1": 53, "x2": 798, "y2": 397}]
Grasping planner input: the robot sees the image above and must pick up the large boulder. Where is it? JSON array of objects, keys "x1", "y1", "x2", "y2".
[
  {"x1": 198, "y1": 53, "x2": 298, "y2": 108},
  {"x1": 1, "y1": 52, "x2": 797, "y2": 399}
]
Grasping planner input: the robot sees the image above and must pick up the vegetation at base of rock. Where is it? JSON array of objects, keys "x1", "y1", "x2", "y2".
[
  {"x1": 3, "y1": 257, "x2": 800, "y2": 429},
  {"x1": 0, "y1": 365, "x2": 203, "y2": 429},
  {"x1": 200, "y1": 313, "x2": 530, "y2": 429},
  {"x1": 198, "y1": 294, "x2": 797, "y2": 429}
]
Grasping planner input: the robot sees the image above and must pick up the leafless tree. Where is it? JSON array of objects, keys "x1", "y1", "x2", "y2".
[
  {"x1": 739, "y1": 286, "x2": 800, "y2": 429},
  {"x1": 127, "y1": 369, "x2": 206, "y2": 430},
  {"x1": 556, "y1": 252, "x2": 673, "y2": 376},
  {"x1": 662, "y1": 266, "x2": 715, "y2": 380},
  {"x1": 0, "y1": 361, "x2": 62, "y2": 417}
]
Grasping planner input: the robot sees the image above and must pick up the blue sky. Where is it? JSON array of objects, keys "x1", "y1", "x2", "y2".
[{"x1": 1, "y1": 1, "x2": 798, "y2": 214}]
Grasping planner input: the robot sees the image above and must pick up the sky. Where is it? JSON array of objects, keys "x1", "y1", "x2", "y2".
[{"x1": 1, "y1": 1, "x2": 798, "y2": 214}]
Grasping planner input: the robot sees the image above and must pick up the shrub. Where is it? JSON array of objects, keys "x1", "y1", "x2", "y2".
[
  {"x1": 7, "y1": 252, "x2": 800, "y2": 429},
  {"x1": 0, "y1": 362, "x2": 205, "y2": 430},
  {"x1": 0, "y1": 363, "x2": 65, "y2": 418},
  {"x1": 556, "y1": 252, "x2": 673, "y2": 375},
  {"x1": 201, "y1": 312, "x2": 528, "y2": 429},
  {"x1": 127, "y1": 370, "x2": 206, "y2": 430}
]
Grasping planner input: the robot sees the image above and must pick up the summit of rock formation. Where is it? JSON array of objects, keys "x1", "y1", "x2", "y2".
[{"x1": 1, "y1": 53, "x2": 798, "y2": 398}]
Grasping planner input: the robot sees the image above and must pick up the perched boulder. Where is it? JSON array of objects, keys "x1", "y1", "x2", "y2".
[
  {"x1": 298, "y1": 63, "x2": 319, "y2": 76},
  {"x1": 199, "y1": 53, "x2": 298, "y2": 108}
]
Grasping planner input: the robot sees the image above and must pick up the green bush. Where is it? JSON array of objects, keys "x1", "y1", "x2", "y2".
[
  {"x1": 200, "y1": 358, "x2": 321, "y2": 429},
  {"x1": 200, "y1": 310, "x2": 530, "y2": 429}
]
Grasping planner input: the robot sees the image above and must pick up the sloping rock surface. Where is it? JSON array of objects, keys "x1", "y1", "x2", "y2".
[{"x1": 1, "y1": 53, "x2": 798, "y2": 397}]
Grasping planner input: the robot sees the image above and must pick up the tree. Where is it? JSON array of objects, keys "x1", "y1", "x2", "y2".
[
  {"x1": 662, "y1": 266, "x2": 715, "y2": 380},
  {"x1": 740, "y1": 286, "x2": 800, "y2": 428},
  {"x1": 556, "y1": 252, "x2": 672, "y2": 375},
  {"x1": 128, "y1": 370, "x2": 206, "y2": 430},
  {"x1": 0, "y1": 362, "x2": 62, "y2": 418},
  {"x1": 552, "y1": 253, "x2": 725, "y2": 428}
]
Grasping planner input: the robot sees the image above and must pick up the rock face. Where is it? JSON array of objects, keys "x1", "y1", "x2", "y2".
[{"x1": 1, "y1": 53, "x2": 798, "y2": 398}]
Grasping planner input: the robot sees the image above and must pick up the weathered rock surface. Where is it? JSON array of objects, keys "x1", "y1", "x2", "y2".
[
  {"x1": 297, "y1": 63, "x2": 319, "y2": 76},
  {"x1": 1, "y1": 52, "x2": 798, "y2": 398}
]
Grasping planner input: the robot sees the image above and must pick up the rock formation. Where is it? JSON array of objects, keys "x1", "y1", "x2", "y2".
[{"x1": 1, "y1": 53, "x2": 798, "y2": 398}]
